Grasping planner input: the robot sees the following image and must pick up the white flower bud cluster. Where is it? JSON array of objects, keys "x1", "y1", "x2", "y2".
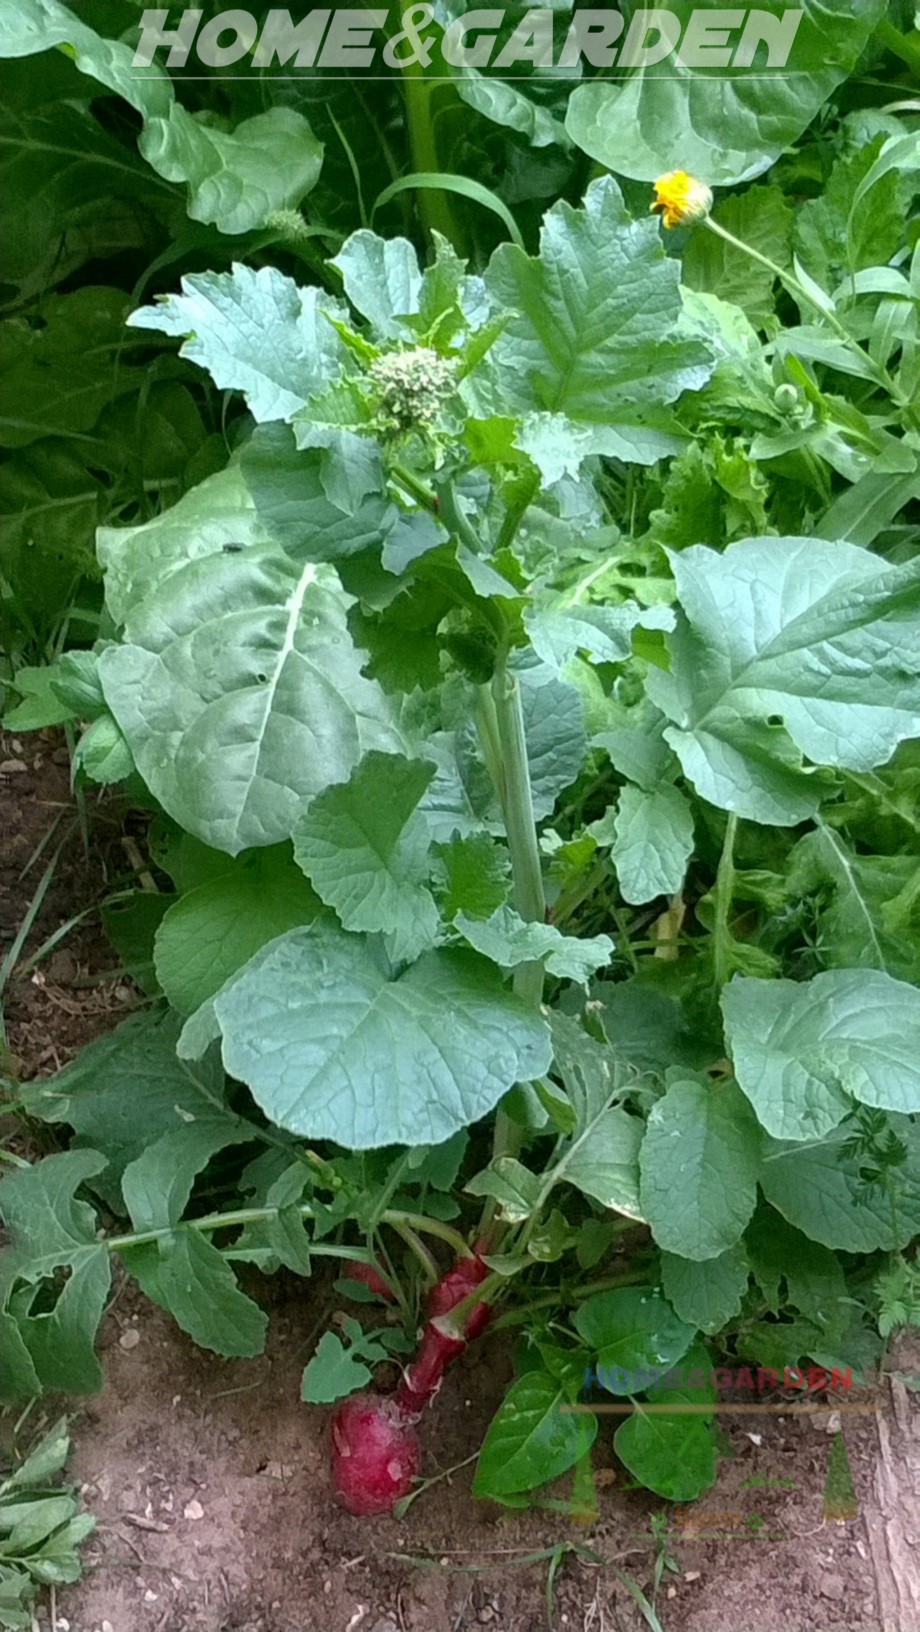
[{"x1": 367, "y1": 346, "x2": 459, "y2": 432}]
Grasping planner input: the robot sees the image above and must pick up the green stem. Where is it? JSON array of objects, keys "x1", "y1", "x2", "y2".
[
  {"x1": 400, "y1": 61, "x2": 459, "y2": 246},
  {"x1": 712, "y1": 813, "x2": 738, "y2": 992},
  {"x1": 106, "y1": 1204, "x2": 472, "y2": 1258},
  {"x1": 491, "y1": 1263, "x2": 650, "y2": 1329},
  {"x1": 702, "y1": 217, "x2": 913, "y2": 414},
  {"x1": 875, "y1": 16, "x2": 920, "y2": 76},
  {"x1": 479, "y1": 652, "x2": 548, "y2": 1179}
]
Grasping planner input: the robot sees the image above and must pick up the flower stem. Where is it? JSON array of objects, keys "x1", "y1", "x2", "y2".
[{"x1": 702, "y1": 216, "x2": 912, "y2": 412}]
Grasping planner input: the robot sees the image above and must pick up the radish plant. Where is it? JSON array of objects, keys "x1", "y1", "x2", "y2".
[{"x1": 5, "y1": 0, "x2": 920, "y2": 1517}]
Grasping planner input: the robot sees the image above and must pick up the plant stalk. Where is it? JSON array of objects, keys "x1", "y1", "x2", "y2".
[{"x1": 477, "y1": 651, "x2": 547, "y2": 1188}]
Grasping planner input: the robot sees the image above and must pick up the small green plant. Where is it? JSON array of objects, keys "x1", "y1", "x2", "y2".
[{"x1": 0, "y1": 1417, "x2": 94, "y2": 1630}]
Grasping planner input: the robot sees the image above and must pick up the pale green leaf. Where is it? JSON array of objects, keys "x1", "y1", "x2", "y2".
[
  {"x1": 456, "y1": 905, "x2": 613, "y2": 985},
  {"x1": 128, "y1": 266, "x2": 348, "y2": 424},
  {"x1": 98, "y1": 550, "x2": 403, "y2": 854},
  {"x1": 639, "y1": 1079, "x2": 761, "y2": 1260},
  {"x1": 293, "y1": 752, "x2": 439, "y2": 961},
  {"x1": 648, "y1": 536, "x2": 920, "y2": 825},
  {"x1": 202, "y1": 922, "x2": 551, "y2": 1148},
  {"x1": 601, "y1": 784, "x2": 694, "y2": 905},
  {"x1": 470, "y1": 177, "x2": 711, "y2": 452},
  {"x1": 139, "y1": 105, "x2": 322, "y2": 236},
  {"x1": 567, "y1": 0, "x2": 885, "y2": 185},
  {"x1": 723, "y1": 969, "x2": 920, "y2": 1140}
]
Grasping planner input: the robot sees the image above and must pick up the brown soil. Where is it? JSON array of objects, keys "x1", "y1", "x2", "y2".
[{"x1": 3, "y1": 730, "x2": 920, "y2": 1632}]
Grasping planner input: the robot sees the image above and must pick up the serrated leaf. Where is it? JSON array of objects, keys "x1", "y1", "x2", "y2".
[
  {"x1": 648, "y1": 537, "x2": 920, "y2": 825},
  {"x1": 293, "y1": 752, "x2": 439, "y2": 961},
  {"x1": 301, "y1": 1331, "x2": 373, "y2": 1403},
  {"x1": 574, "y1": 1287, "x2": 695, "y2": 1390},
  {"x1": 639, "y1": 1079, "x2": 761, "y2": 1261},
  {"x1": 330, "y1": 231, "x2": 422, "y2": 339},
  {"x1": 600, "y1": 784, "x2": 695, "y2": 906},
  {"x1": 98, "y1": 549, "x2": 403, "y2": 855},
  {"x1": 473, "y1": 1371, "x2": 596, "y2": 1500},
  {"x1": 0, "y1": 1151, "x2": 111, "y2": 1394},
  {"x1": 433, "y1": 833, "x2": 511, "y2": 920},
  {"x1": 471, "y1": 177, "x2": 711, "y2": 457},
  {"x1": 723, "y1": 969, "x2": 920, "y2": 1141},
  {"x1": 613, "y1": 1341, "x2": 717, "y2": 1503},
  {"x1": 456, "y1": 905, "x2": 612, "y2": 985},
  {"x1": 199, "y1": 922, "x2": 551, "y2": 1148},
  {"x1": 660, "y1": 1245, "x2": 750, "y2": 1335},
  {"x1": 129, "y1": 266, "x2": 348, "y2": 425}
]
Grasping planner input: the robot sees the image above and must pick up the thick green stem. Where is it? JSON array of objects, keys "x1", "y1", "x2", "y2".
[
  {"x1": 400, "y1": 62, "x2": 459, "y2": 246},
  {"x1": 712, "y1": 813, "x2": 738, "y2": 992},
  {"x1": 479, "y1": 653, "x2": 547, "y2": 1175}
]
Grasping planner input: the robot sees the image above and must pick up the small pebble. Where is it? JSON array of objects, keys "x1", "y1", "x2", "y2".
[
  {"x1": 184, "y1": 1499, "x2": 204, "y2": 1521},
  {"x1": 119, "y1": 1328, "x2": 141, "y2": 1351},
  {"x1": 0, "y1": 759, "x2": 27, "y2": 774}
]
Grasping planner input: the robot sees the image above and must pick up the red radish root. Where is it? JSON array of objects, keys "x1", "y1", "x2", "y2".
[
  {"x1": 396, "y1": 1252, "x2": 493, "y2": 1418},
  {"x1": 329, "y1": 1250, "x2": 493, "y2": 1514},
  {"x1": 342, "y1": 1259, "x2": 396, "y2": 1301},
  {"x1": 331, "y1": 1393, "x2": 422, "y2": 1516}
]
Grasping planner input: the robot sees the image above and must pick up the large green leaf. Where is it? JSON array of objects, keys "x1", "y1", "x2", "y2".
[
  {"x1": 473, "y1": 1370, "x2": 596, "y2": 1500},
  {"x1": 98, "y1": 548, "x2": 403, "y2": 854},
  {"x1": 647, "y1": 537, "x2": 920, "y2": 824},
  {"x1": 187, "y1": 922, "x2": 552, "y2": 1148},
  {"x1": 723, "y1": 969, "x2": 920, "y2": 1140},
  {"x1": 138, "y1": 105, "x2": 323, "y2": 235},
  {"x1": 97, "y1": 463, "x2": 271, "y2": 627},
  {"x1": 566, "y1": 0, "x2": 886, "y2": 185},
  {"x1": 0, "y1": 0, "x2": 322, "y2": 233},
  {"x1": 469, "y1": 176, "x2": 711, "y2": 467},
  {"x1": 760, "y1": 1116, "x2": 920, "y2": 1252},
  {"x1": 293, "y1": 752, "x2": 439, "y2": 962},
  {"x1": 155, "y1": 847, "x2": 321, "y2": 1015},
  {"x1": 639, "y1": 1079, "x2": 761, "y2": 1259}
]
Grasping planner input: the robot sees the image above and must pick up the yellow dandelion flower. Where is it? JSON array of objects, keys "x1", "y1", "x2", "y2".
[{"x1": 651, "y1": 171, "x2": 713, "y2": 230}]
